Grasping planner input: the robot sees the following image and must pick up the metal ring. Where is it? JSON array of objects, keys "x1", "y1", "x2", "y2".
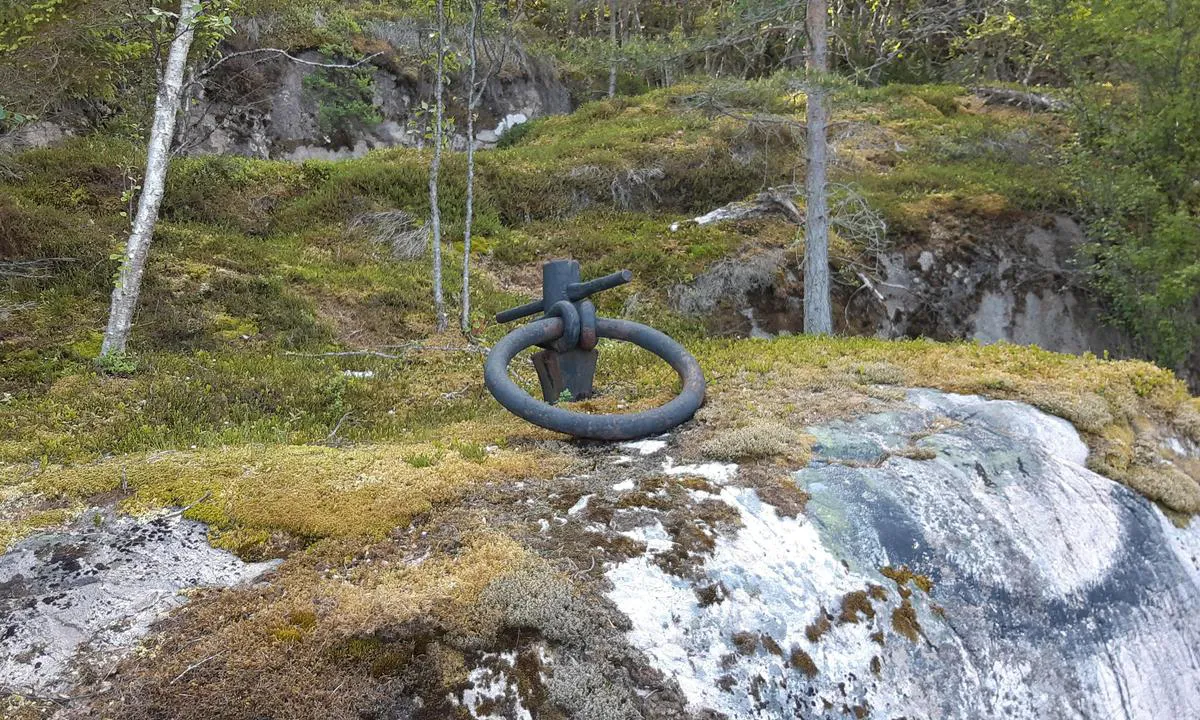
[
  {"x1": 577, "y1": 300, "x2": 598, "y2": 351},
  {"x1": 484, "y1": 318, "x2": 706, "y2": 440},
  {"x1": 545, "y1": 300, "x2": 580, "y2": 352}
]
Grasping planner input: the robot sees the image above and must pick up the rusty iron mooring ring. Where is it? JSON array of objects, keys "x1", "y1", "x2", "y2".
[{"x1": 485, "y1": 317, "x2": 706, "y2": 441}]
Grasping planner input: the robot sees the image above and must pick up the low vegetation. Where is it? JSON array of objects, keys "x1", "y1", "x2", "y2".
[
  {"x1": 3, "y1": 82, "x2": 1198, "y2": 561},
  {"x1": 1, "y1": 3, "x2": 1196, "y2": 717}
]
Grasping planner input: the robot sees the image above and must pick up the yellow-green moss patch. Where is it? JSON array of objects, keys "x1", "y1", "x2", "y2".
[
  {"x1": 3, "y1": 443, "x2": 570, "y2": 552},
  {"x1": 691, "y1": 335, "x2": 1200, "y2": 516}
]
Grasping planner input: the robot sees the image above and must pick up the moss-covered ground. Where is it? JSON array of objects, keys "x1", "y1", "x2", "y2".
[
  {"x1": 4, "y1": 78, "x2": 1198, "y2": 554},
  {"x1": 2, "y1": 81, "x2": 1199, "y2": 719}
]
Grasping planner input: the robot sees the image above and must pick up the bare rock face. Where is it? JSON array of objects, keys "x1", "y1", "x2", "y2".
[
  {"x1": 0, "y1": 510, "x2": 276, "y2": 698},
  {"x1": 693, "y1": 213, "x2": 1124, "y2": 357},
  {"x1": 605, "y1": 391, "x2": 1200, "y2": 719},
  {"x1": 871, "y1": 215, "x2": 1129, "y2": 357},
  {"x1": 180, "y1": 47, "x2": 569, "y2": 160},
  {"x1": 0, "y1": 121, "x2": 73, "y2": 153},
  {"x1": 679, "y1": 212, "x2": 1200, "y2": 387}
]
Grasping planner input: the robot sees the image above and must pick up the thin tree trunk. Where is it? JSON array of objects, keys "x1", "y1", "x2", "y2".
[
  {"x1": 461, "y1": 0, "x2": 481, "y2": 333},
  {"x1": 100, "y1": 0, "x2": 201, "y2": 358},
  {"x1": 430, "y1": 0, "x2": 448, "y2": 333},
  {"x1": 803, "y1": 0, "x2": 833, "y2": 335},
  {"x1": 608, "y1": 0, "x2": 619, "y2": 97}
]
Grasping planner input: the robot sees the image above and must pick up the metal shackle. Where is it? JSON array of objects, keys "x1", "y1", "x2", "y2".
[{"x1": 484, "y1": 317, "x2": 706, "y2": 440}]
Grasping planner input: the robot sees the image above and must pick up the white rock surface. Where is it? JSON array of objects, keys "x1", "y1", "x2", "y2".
[
  {"x1": 0, "y1": 510, "x2": 277, "y2": 696},
  {"x1": 493, "y1": 113, "x2": 529, "y2": 137},
  {"x1": 621, "y1": 438, "x2": 667, "y2": 456},
  {"x1": 450, "y1": 651, "x2": 534, "y2": 720},
  {"x1": 606, "y1": 390, "x2": 1200, "y2": 719}
]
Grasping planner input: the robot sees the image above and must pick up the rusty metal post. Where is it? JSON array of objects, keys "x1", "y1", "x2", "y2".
[{"x1": 532, "y1": 259, "x2": 598, "y2": 402}]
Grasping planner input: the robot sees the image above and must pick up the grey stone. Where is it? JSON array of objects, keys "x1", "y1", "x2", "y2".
[
  {"x1": 0, "y1": 509, "x2": 277, "y2": 697},
  {"x1": 178, "y1": 44, "x2": 569, "y2": 161},
  {"x1": 0, "y1": 121, "x2": 72, "y2": 153}
]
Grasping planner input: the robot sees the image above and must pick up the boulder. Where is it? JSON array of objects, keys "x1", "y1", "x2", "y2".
[{"x1": 606, "y1": 390, "x2": 1200, "y2": 718}]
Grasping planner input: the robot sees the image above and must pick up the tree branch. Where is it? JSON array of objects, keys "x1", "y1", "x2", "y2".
[{"x1": 198, "y1": 49, "x2": 384, "y2": 80}]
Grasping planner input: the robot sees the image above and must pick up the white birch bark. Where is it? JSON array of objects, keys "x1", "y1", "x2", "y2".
[
  {"x1": 608, "y1": 0, "x2": 619, "y2": 98},
  {"x1": 429, "y1": 0, "x2": 448, "y2": 333},
  {"x1": 461, "y1": 0, "x2": 481, "y2": 333},
  {"x1": 803, "y1": 0, "x2": 833, "y2": 335},
  {"x1": 99, "y1": 0, "x2": 201, "y2": 357}
]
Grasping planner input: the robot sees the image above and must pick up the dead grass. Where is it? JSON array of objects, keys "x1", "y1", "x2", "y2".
[
  {"x1": 82, "y1": 514, "x2": 647, "y2": 720},
  {"x1": 789, "y1": 647, "x2": 819, "y2": 677},
  {"x1": 699, "y1": 420, "x2": 811, "y2": 463},
  {"x1": 837, "y1": 590, "x2": 877, "y2": 624},
  {"x1": 5, "y1": 332, "x2": 1197, "y2": 556},
  {"x1": 84, "y1": 529, "x2": 531, "y2": 720}
]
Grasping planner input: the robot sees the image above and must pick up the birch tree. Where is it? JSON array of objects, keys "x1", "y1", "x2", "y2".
[
  {"x1": 96, "y1": 3, "x2": 369, "y2": 359},
  {"x1": 461, "y1": 0, "x2": 522, "y2": 333},
  {"x1": 100, "y1": 0, "x2": 203, "y2": 358},
  {"x1": 461, "y1": 0, "x2": 482, "y2": 333},
  {"x1": 429, "y1": 0, "x2": 448, "y2": 332},
  {"x1": 607, "y1": 0, "x2": 620, "y2": 97},
  {"x1": 803, "y1": 0, "x2": 833, "y2": 335}
]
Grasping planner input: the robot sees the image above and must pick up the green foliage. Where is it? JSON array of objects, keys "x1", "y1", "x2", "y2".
[
  {"x1": 191, "y1": 1, "x2": 239, "y2": 54},
  {"x1": 493, "y1": 116, "x2": 540, "y2": 148},
  {"x1": 1042, "y1": 0, "x2": 1200, "y2": 370},
  {"x1": 0, "y1": 102, "x2": 29, "y2": 131},
  {"x1": 95, "y1": 351, "x2": 138, "y2": 375},
  {"x1": 233, "y1": 0, "x2": 408, "y2": 51},
  {"x1": 164, "y1": 154, "x2": 310, "y2": 232},
  {"x1": 303, "y1": 61, "x2": 383, "y2": 141},
  {"x1": 1085, "y1": 204, "x2": 1200, "y2": 369},
  {"x1": 0, "y1": 0, "x2": 68, "y2": 54}
]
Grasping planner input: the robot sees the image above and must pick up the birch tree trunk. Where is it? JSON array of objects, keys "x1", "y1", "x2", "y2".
[
  {"x1": 99, "y1": 0, "x2": 201, "y2": 358},
  {"x1": 429, "y1": 0, "x2": 448, "y2": 333},
  {"x1": 461, "y1": 0, "x2": 481, "y2": 333},
  {"x1": 803, "y1": 0, "x2": 833, "y2": 335},
  {"x1": 607, "y1": 0, "x2": 619, "y2": 98}
]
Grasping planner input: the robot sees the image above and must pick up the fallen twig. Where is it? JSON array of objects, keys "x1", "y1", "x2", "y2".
[
  {"x1": 326, "y1": 412, "x2": 352, "y2": 444},
  {"x1": 856, "y1": 272, "x2": 886, "y2": 303},
  {"x1": 972, "y1": 86, "x2": 1068, "y2": 112},
  {"x1": 285, "y1": 350, "x2": 405, "y2": 360},
  {"x1": 199, "y1": 50, "x2": 383, "y2": 79},
  {"x1": 169, "y1": 650, "x2": 226, "y2": 685},
  {"x1": 670, "y1": 185, "x2": 804, "y2": 232},
  {"x1": 158, "y1": 491, "x2": 213, "y2": 521}
]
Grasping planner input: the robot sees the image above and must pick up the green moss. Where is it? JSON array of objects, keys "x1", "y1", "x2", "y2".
[
  {"x1": 691, "y1": 335, "x2": 1200, "y2": 515},
  {"x1": 1, "y1": 81, "x2": 1196, "y2": 556},
  {"x1": 0, "y1": 507, "x2": 78, "y2": 551},
  {"x1": 233, "y1": 0, "x2": 414, "y2": 52},
  {"x1": 164, "y1": 156, "x2": 310, "y2": 234},
  {"x1": 8, "y1": 135, "x2": 139, "y2": 213},
  {"x1": 2, "y1": 442, "x2": 565, "y2": 554}
]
